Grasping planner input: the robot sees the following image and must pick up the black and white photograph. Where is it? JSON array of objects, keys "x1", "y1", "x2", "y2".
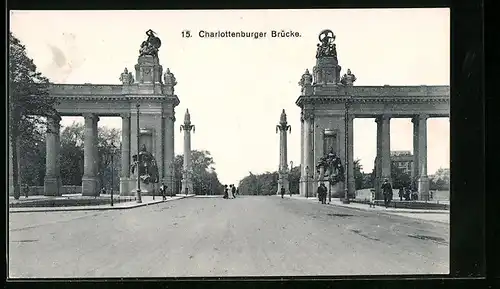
[{"x1": 8, "y1": 9, "x2": 450, "y2": 278}]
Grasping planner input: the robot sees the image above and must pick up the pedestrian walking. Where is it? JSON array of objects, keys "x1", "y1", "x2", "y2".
[
  {"x1": 223, "y1": 185, "x2": 228, "y2": 199},
  {"x1": 161, "y1": 182, "x2": 166, "y2": 200},
  {"x1": 231, "y1": 184, "x2": 237, "y2": 198},
  {"x1": 280, "y1": 186, "x2": 285, "y2": 198},
  {"x1": 398, "y1": 187, "x2": 404, "y2": 201},
  {"x1": 381, "y1": 179, "x2": 392, "y2": 208}
]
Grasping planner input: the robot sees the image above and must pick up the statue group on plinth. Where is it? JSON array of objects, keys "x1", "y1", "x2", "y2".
[
  {"x1": 316, "y1": 149, "x2": 345, "y2": 204},
  {"x1": 130, "y1": 144, "x2": 160, "y2": 185},
  {"x1": 139, "y1": 29, "x2": 162, "y2": 58},
  {"x1": 316, "y1": 29, "x2": 338, "y2": 60}
]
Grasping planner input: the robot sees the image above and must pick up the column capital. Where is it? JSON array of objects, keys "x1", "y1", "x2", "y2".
[
  {"x1": 303, "y1": 110, "x2": 314, "y2": 121},
  {"x1": 419, "y1": 114, "x2": 429, "y2": 121},
  {"x1": 374, "y1": 115, "x2": 390, "y2": 123},
  {"x1": 120, "y1": 112, "x2": 131, "y2": 118},
  {"x1": 83, "y1": 113, "x2": 99, "y2": 121}
]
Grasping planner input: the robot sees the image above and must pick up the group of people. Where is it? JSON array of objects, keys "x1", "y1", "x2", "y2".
[
  {"x1": 223, "y1": 184, "x2": 238, "y2": 199},
  {"x1": 398, "y1": 186, "x2": 419, "y2": 201}
]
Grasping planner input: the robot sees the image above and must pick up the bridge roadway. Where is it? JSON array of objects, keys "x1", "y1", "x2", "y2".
[{"x1": 8, "y1": 196, "x2": 449, "y2": 278}]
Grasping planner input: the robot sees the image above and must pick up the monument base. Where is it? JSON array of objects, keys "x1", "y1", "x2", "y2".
[
  {"x1": 418, "y1": 176, "x2": 430, "y2": 201},
  {"x1": 82, "y1": 177, "x2": 99, "y2": 196},
  {"x1": 44, "y1": 177, "x2": 62, "y2": 196},
  {"x1": 119, "y1": 177, "x2": 130, "y2": 196}
]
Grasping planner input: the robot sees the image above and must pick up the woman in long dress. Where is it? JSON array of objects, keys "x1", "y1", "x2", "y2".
[{"x1": 228, "y1": 184, "x2": 234, "y2": 199}]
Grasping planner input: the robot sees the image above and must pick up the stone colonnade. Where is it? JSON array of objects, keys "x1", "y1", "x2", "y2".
[
  {"x1": 40, "y1": 111, "x2": 176, "y2": 197},
  {"x1": 301, "y1": 113, "x2": 430, "y2": 200}
]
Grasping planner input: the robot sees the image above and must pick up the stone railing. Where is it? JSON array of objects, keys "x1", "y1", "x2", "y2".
[{"x1": 10, "y1": 185, "x2": 82, "y2": 196}]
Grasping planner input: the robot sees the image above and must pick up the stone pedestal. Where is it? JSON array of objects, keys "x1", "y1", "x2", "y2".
[
  {"x1": 313, "y1": 56, "x2": 342, "y2": 85},
  {"x1": 135, "y1": 55, "x2": 163, "y2": 84},
  {"x1": 418, "y1": 176, "x2": 430, "y2": 201}
]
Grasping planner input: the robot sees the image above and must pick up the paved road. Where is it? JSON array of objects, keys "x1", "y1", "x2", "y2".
[{"x1": 8, "y1": 196, "x2": 449, "y2": 278}]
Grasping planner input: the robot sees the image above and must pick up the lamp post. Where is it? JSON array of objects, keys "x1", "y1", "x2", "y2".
[
  {"x1": 169, "y1": 163, "x2": 175, "y2": 197},
  {"x1": 110, "y1": 142, "x2": 117, "y2": 206},
  {"x1": 305, "y1": 165, "x2": 310, "y2": 199},
  {"x1": 289, "y1": 161, "x2": 293, "y2": 196},
  {"x1": 343, "y1": 96, "x2": 351, "y2": 204},
  {"x1": 136, "y1": 103, "x2": 142, "y2": 203}
]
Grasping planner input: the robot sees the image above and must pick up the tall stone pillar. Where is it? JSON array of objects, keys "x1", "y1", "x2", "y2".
[
  {"x1": 380, "y1": 115, "x2": 392, "y2": 185},
  {"x1": 276, "y1": 109, "x2": 291, "y2": 195},
  {"x1": 411, "y1": 116, "x2": 420, "y2": 182},
  {"x1": 120, "y1": 113, "x2": 131, "y2": 195},
  {"x1": 82, "y1": 113, "x2": 99, "y2": 196},
  {"x1": 180, "y1": 109, "x2": 194, "y2": 195},
  {"x1": 300, "y1": 110, "x2": 314, "y2": 197},
  {"x1": 374, "y1": 117, "x2": 383, "y2": 199},
  {"x1": 347, "y1": 114, "x2": 355, "y2": 197},
  {"x1": 417, "y1": 114, "x2": 430, "y2": 200},
  {"x1": 44, "y1": 116, "x2": 62, "y2": 196},
  {"x1": 163, "y1": 112, "x2": 175, "y2": 195}
]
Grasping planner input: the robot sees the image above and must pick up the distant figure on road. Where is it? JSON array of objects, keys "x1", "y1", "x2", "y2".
[
  {"x1": 228, "y1": 184, "x2": 235, "y2": 199},
  {"x1": 223, "y1": 185, "x2": 228, "y2": 199},
  {"x1": 280, "y1": 186, "x2": 285, "y2": 198},
  {"x1": 381, "y1": 179, "x2": 393, "y2": 207},
  {"x1": 160, "y1": 182, "x2": 166, "y2": 200},
  {"x1": 398, "y1": 187, "x2": 404, "y2": 201},
  {"x1": 231, "y1": 184, "x2": 236, "y2": 198}
]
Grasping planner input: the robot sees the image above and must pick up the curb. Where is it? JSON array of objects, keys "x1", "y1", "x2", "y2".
[
  {"x1": 9, "y1": 195, "x2": 195, "y2": 213},
  {"x1": 283, "y1": 196, "x2": 449, "y2": 224}
]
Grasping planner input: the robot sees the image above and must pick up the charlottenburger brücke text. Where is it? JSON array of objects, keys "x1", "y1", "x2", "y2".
[{"x1": 198, "y1": 30, "x2": 301, "y2": 39}]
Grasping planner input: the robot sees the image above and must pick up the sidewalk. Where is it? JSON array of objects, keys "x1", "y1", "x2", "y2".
[
  {"x1": 9, "y1": 194, "x2": 195, "y2": 213},
  {"x1": 282, "y1": 195, "x2": 450, "y2": 224}
]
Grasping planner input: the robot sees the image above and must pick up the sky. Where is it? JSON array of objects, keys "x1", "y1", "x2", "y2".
[{"x1": 10, "y1": 9, "x2": 450, "y2": 185}]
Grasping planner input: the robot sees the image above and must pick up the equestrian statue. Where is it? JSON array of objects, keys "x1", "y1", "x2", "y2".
[{"x1": 130, "y1": 144, "x2": 160, "y2": 185}]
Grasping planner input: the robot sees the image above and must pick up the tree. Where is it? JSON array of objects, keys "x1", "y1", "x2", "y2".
[
  {"x1": 9, "y1": 32, "x2": 59, "y2": 199},
  {"x1": 353, "y1": 159, "x2": 364, "y2": 190},
  {"x1": 238, "y1": 171, "x2": 278, "y2": 195},
  {"x1": 288, "y1": 165, "x2": 301, "y2": 195},
  {"x1": 173, "y1": 150, "x2": 223, "y2": 195},
  {"x1": 391, "y1": 165, "x2": 411, "y2": 189},
  {"x1": 430, "y1": 168, "x2": 450, "y2": 191}
]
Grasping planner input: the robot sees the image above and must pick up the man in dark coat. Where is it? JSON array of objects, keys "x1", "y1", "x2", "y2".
[
  {"x1": 223, "y1": 185, "x2": 228, "y2": 199},
  {"x1": 381, "y1": 179, "x2": 393, "y2": 207},
  {"x1": 280, "y1": 186, "x2": 285, "y2": 198},
  {"x1": 231, "y1": 184, "x2": 237, "y2": 198}
]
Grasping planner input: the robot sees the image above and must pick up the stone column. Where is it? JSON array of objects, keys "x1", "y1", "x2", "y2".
[
  {"x1": 276, "y1": 109, "x2": 291, "y2": 195},
  {"x1": 380, "y1": 115, "x2": 392, "y2": 185},
  {"x1": 374, "y1": 117, "x2": 383, "y2": 199},
  {"x1": 82, "y1": 113, "x2": 99, "y2": 196},
  {"x1": 299, "y1": 112, "x2": 305, "y2": 196},
  {"x1": 347, "y1": 114, "x2": 355, "y2": 197},
  {"x1": 301, "y1": 111, "x2": 313, "y2": 197},
  {"x1": 163, "y1": 113, "x2": 175, "y2": 195},
  {"x1": 120, "y1": 113, "x2": 131, "y2": 195},
  {"x1": 9, "y1": 134, "x2": 14, "y2": 196},
  {"x1": 411, "y1": 116, "x2": 420, "y2": 182},
  {"x1": 181, "y1": 109, "x2": 194, "y2": 195},
  {"x1": 417, "y1": 114, "x2": 430, "y2": 200},
  {"x1": 44, "y1": 116, "x2": 62, "y2": 196}
]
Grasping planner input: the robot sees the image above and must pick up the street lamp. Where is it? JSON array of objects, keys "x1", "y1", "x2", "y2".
[
  {"x1": 110, "y1": 142, "x2": 117, "y2": 206},
  {"x1": 343, "y1": 96, "x2": 351, "y2": 204},
  {"x1": 289, "y1": 161, "x2": 293, "y2": 196},
  {"x1": 169, "y1": 163, "x2": 175, "y2": 197},
  {"x1": 136, "y1": 103, "x2": 142, "y2": 204}
]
